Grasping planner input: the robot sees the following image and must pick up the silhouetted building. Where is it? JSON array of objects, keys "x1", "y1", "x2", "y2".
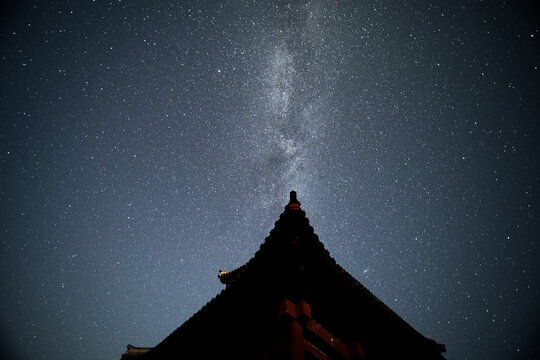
[{"x1": 122, "y1": 191, "x2": 446, "y2": 359}]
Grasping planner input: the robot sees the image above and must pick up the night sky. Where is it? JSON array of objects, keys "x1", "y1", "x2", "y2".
[{"x1": 1, "y1": 1, "x2": 539, "y2": 359}]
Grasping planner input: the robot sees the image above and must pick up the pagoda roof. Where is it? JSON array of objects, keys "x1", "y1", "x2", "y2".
[
  {"x1": 121, "y1": 345, "x2": 152, "y2": 359},
  {"x1": 138, "y1": 191, "x2": 446, "y2": 359}
]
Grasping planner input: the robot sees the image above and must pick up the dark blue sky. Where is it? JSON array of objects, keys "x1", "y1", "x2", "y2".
[{"x1": 1, "y1": 1, "x2": 539, "y2": 359}]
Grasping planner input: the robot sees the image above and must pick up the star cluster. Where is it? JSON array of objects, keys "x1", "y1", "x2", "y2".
[{"x1": 1, "y1": 1, "x2": 539, "y2": 359}]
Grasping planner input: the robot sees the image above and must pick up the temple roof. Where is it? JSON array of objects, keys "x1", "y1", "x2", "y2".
[
  {"x1": 135, "y1": 191, "x2": 445, "y2": 359},
  {"x1": 121, "y1": 345, "x2": 152, "y2": 359}
]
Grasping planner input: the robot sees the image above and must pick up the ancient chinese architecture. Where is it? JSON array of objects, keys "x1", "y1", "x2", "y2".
[{"x1": 122, "y1": 191, "x2": 446, "y2": 359}]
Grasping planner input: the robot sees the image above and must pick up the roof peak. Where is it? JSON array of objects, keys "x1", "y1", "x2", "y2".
[{"x1": 285, "y1": 190, "x2": 301, "y2": 211}]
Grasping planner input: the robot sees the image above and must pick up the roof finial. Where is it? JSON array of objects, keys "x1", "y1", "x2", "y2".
[{"x1": 285, "y1": 191, "x2": 301, "y2": 211}]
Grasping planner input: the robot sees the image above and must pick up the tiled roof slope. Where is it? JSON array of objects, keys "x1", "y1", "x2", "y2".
[{"x1": 139, "y1": 192, "x2": 446, "y2": 359}]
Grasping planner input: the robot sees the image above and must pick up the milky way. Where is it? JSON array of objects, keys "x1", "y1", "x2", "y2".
[{"x1": 1, "y1": 2, "x2": 539, "y2": 360}]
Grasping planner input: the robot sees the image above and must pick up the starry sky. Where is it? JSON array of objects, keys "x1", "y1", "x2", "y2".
[{"x1": 1, "y1": 1, "x2": 539, "y2": 359}]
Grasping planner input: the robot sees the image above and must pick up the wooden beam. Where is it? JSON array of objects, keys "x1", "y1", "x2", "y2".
[{"x1": 289, "y1": 320, "x2": 305, "y2": 360}]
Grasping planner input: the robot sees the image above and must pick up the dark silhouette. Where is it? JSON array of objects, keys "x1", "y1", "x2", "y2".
[{"x1": 122, "y1": 191, "x2": 445, "y2": 359}]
